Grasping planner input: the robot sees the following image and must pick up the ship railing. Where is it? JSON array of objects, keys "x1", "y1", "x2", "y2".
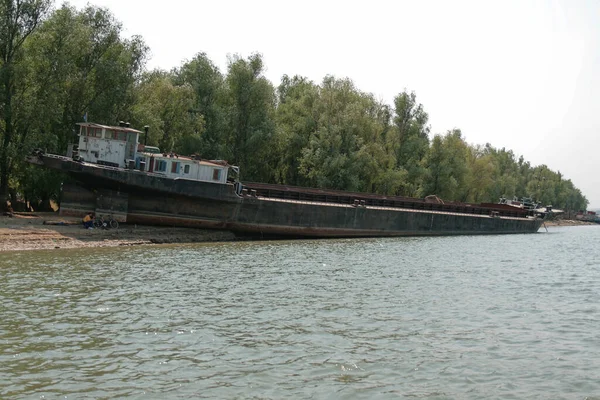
[
  {"x1": 44, "y1": 153, "x2": 126, "y2": 172},
  {"x1": 43, "y1": 153, "x2": 72, "y2": 161}
]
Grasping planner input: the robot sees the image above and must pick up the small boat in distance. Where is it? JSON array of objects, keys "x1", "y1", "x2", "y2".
[{"x1": 27, "y1": 122, "x2": 545, "y2": 237}]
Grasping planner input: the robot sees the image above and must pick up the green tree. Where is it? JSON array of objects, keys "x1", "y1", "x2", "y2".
[
  {"x1": 10, "y1": 4, "x2": 147, "y2": 205},
  {"x1": 175, "y1": 53, "x2": 226, "y2": 159},
  {"x1": 298, "y1": 76, "x2": 366, "y2": 191},
  {"x1": 130, "y1": 70, "x2": 203, "y2": 153},
  {"x1": 18, "y1": 4, "x2": 147, "y2": 149},
  {"x1": 391, "y1": 91, "x2": 430, "y2": 196},
  {"x1": 462, "y1": 145, "x2": 496, "y2": 203},
  {"x1": 421, "y1": 129, "x2": 468, "y2": 200},
  {"x1": 297, "y1": 76, "x2": 396, "y2": 192},
  {"x1": 0, "y1": 3, "x2": 589, "y2": 213},
  {"x1": 0, "y1": 0, "x2": 51, "y2": 199},
  {"x1": 274, "y1": 74, "x2": 319, "y2": 186},
  {"x1": 225, "y1": 53, "x2": 276, "y2": 181},
  {"x1": 481, "y1": 146, "x2": 519, "y2": 202},
  {"x1": 55, "y1": 5, "x2": 147, "y2": 134}
]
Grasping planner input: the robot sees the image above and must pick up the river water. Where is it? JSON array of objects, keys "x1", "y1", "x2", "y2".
[{"x1": 1, "y1": 226, "x2": 599, "y2": 399}]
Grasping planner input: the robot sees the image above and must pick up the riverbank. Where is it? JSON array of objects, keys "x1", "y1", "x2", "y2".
[
  {"x1": 544, "y1": 219, "x2": 598, "y2": 227},
  {"x1": 0, "y1": 212, "x2": 236, "y2": 252},
  {"x1": 1, "y1": 213, "x2": 597, "y2": 252}
]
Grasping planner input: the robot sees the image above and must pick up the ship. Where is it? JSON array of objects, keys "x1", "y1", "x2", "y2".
[
  {"x1": 27, "y1": 122, "x2": 545, "y2": 237},
  {"x1": 575, "y1": 210, "x2": 600, "y2": 223}
]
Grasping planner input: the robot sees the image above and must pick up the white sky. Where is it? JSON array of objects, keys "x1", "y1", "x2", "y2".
[{"x1": 66, "y1": 0, "x2": 600, "y2": 207}]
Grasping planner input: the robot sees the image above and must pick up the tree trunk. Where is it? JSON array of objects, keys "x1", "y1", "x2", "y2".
[{"x1": 0, "y1": 61, "x2": 13, "y2": 200}]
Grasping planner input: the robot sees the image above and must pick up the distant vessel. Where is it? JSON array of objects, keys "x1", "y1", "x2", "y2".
[
  {"x1": 28, "y1": 122, "x2": 545, "y2": 237},
  {"x1": 499, "y1": 196, "x2": 539, "y2": 210},
  {"x1": 576, "y1": 210, "x2": 600, "y2": 223},
  {"x1": 499, "y1": 196, "x2": 560, "y2": 218}
]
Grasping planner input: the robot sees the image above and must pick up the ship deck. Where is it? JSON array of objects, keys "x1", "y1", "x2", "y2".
[{"x1": 244, "y1": 182, "x2": 532, "y2": 219}]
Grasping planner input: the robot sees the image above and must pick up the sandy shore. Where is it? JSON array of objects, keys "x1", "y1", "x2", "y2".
[
  {"x1": 0, "y1": 212, "x2": 236, "y2": 252},
  {"x1": 544, "y1": 219, "x2": 598, "y2": 227}
]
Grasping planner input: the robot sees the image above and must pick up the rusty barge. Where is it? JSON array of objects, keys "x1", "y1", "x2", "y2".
[{"x1": 27, "y1": 122, "x2": 544, "y2": 237}]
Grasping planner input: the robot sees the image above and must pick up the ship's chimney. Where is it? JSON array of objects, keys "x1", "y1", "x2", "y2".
[
  {"x1": 144, "y1": 126, "x2": 149, "y2": 145},
  {"x1": 125, "y1": 122, "x2": 130, "y2": 128},
  {"x1": 119, "y1": 120, "x2": 125, "y2": 127}
]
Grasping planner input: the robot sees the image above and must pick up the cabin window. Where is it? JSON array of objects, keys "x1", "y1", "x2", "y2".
[
  {"x1": 171, "y1": 161, "x2": 180, "y2": 173},
  {"x1": 105, "y1": 130, "x2": 126, "y2": 140},
  {"x1": 156, "y1": 160, "x2": 167, "y2": 172},
  {"x1": 212, "y1": 168, "x2": 222, "y2": 181},
  {"x1": 184, "y1": 165, "x2": 190, "y2": 174},
  {"x1": 87, "y1": 128, "x2": 102, "y2": 137}
]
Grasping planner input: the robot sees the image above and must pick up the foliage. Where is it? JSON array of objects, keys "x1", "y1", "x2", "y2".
[
  {"x1": 0, "y1": 2, "x2": 147, "y2": 204},
  {"x1": 0, "y1": 0, "x2": 52, "y2": 198},
  {"x1": 173, "y1": 53, "x2": 227, "y2": 159},
  {"x1": 421, "y1": 129, "x2": 469, "y2": 200},
  {"x1": 224, "y1": 53, "x2": 276, "y2": 182},
  {"x1": 391, "y1": 91, "x2": 430, "y2": 196},
  {"x1": 0, "y1": 2, "x2": 590, "y2": 212},
  {"x1": 274, "y1": 74, "x2": 319, "y2": 186},
  {"x1": 130, "y1": 70, "x2": 203, "y2": 153}
]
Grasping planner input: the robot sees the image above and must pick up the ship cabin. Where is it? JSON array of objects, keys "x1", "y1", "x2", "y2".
[
  {"x1": 76, "y1": 122, "x2": 141, "y2": 168},
  {"x1": 74, "y1": 122, "x2": 234, "y2": 185},
  {"x1": 135, "y1": 148, "x2": 232, "y2": 185}
]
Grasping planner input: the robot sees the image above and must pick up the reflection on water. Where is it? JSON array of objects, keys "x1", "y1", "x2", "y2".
[{"x1": 1, "y1": 226, "x2": 600, "y2": 398}]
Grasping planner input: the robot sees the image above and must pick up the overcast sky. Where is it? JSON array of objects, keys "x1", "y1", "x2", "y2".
[{"x1": 66, "y1": 0, "x2": 600, "y2": 207}]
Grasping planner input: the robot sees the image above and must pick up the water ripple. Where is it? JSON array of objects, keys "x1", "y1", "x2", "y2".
[{"x1": 1, "y1": 227, "x2": 599, "y2": 398}]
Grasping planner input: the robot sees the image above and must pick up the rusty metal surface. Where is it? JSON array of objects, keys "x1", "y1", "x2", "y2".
[
  {"x1": 59, "y1": 183, "x2": 96, "y2": 218},
  {"x1": 126, "y1": 213, "x2": 227, "y2": 229},
  {"x1": 226, "y1": 222, "x2": 540, "y2": 238},
  {"x1": 36, "y1": 154, "x2": 543, "y2": 238},
  {"x1": 231, "y1": 197, "x2": 542, "y2": 237},
  {"x1": 244, "y1": 182, "x2": 530, "y2": 219},
  {"x1": 38, "y1": 154, "x2": 239, "y2": 202}
]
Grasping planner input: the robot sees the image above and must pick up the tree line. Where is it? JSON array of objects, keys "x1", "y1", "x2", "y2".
[{"x1": 0, "y1": 1, "x2": 589, "y2": 211}]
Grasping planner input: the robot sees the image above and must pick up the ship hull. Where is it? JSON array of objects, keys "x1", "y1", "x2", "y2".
[
  {"x1": 228, "y1": 199, "x2": 542, "y2": 237},
  {"x1": 29, "y1": 154, "x2": 543, "y2": 237}
]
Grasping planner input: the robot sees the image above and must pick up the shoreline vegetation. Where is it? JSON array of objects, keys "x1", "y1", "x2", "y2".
[
  {"x1": 0, "y1": 213, "x2": 596, "y2": 252},
  {"x1": 0, "y1": 1, "x2": 590, "y2": 216}
]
